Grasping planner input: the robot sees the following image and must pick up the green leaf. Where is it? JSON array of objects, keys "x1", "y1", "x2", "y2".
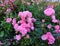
[{"x1": 0, "y1": 31, "x2": 4, "y2": 37}]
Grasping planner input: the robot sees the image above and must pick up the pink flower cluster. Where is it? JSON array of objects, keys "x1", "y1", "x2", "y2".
[
  {"x1": 6, "y1": 11, "x2": 36, "y2": 40},
  {"x1": 0, "y1": 0, "x2": 15, "y2": 15},
  {"x1": 55, "y1": 25, "x2": 60, "y2": 33},
  {"x1": 43, "y1": 6, "x2": 60, "y2": 44},
  {"x1": 41, "y1": 32, "x2": 55, "y2": 44},
  {"x1": 44, "y1": 7, "x2": 59, "y2": 23},
  {"x1": 15, "y1": 34, "x2": 30, "y2": 41},
  {"x1": 0, "y1": 0, "x2": 15, "y2": 6}
]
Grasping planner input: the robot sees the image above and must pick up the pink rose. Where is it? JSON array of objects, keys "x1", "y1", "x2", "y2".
[
  {"x1": 41, "y1": 19, "x2": 45, "y2": 23},
  {"x1": 18, "y1": 26, "x2": 27, "y2": 36},
  {"x1": 51, "y1": 15, "x2": 56, "y2": 20},
  {"x1": 52, "y1": 19, "x2": 59, "y2": 23},
  {"x1": 55, "y1": 25, "x2": 59, "y2": 30},
  {"x1": 47, "y1": 24, "x2": 52, "y2": 29},
  {"x1": 14, "y1": 24, "x2": 19, "y2": 31},
  {"x1": 12, "y1": 18, "x2": 16, "y2": 26},
  {"x1": 6, "y1": 18, "x2": 12, "y2": 23},
  {"x1": 44, "y1": 8, "x2": 55, "y2": 16},
  {"x1": 41, "y1": 32, "x2": 55, "y2": 44},
  {"x1": 41, "y1": 35, "x2": 47, "y2": 40},
  {"x1": 16, "y1": 35, "x2": 21, "y2": 40}
]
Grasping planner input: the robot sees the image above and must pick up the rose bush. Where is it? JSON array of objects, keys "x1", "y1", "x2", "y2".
[{"x1": 0, "y1": 0, "x2": 60, "y2": 46}]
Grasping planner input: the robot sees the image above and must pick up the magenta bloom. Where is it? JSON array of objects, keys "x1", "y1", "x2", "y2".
[
  {"x1": 31, "y1": 26, "x2": 34, "y2": 30},
  {"x1": 12, "y1": 18, "x2": 16, "y2": 26},
  {"x1": 27, "y1": 18, "x2": 32, "y2": 23},
  {"x1": 18, "y1": 11, "x2": 32, "y2": 19},
  {"x1": 41, "y1": 34, "x2": 47, "y2": 40},
  {"x1": 55, "y1": 30, "x2": 60, "y2": 33},
  {"x1": 51, "y1": 15, "x2": 56, "y2": 20},
  {"x1": 47, "y1": 24, "x2": 52, "y2": 29},
  {"x1": 41, "y1": 19, "x2": 45, "y2": 23},
  {"x1": 32, "y1": 18, "x2": 36, "y2": 22},
  {"x1": 27, "y1": 11, "x2": 32, "y2": 18},
  {"x1": 48, "y1": 39, "x2": 55, "y2": 44},
  {"x1": 6, "y1": 18, "x2": 12, "y2": 23},
  {"x1": 54, "y1": 25, "x2": 60, "y2": 33},
  {"x1": 55, "y1": 25, "x2": 59, "y2": 30},
  {"x1": 14, "y1": 24, "x2": 19, "y2": 31},
  {"x1": 20, "y1": 23, "x2": 27, "y2": 28},
  {"x1": 13, "y1": 11, "x2": 35, "y2": 37},
  {"x1": 44, "y1": 8, "x2": 55, "y2": 16},
  {"x1": 15, "y1": 35, "x2": 21, "y2": 40},
  {"x1": 52, "y1": 19, "x2": 59, "y2": 23},
  {"x1": 18, "y1": 11, "x2": 32, "y2": 20},
  {"x1": 18, "y1": 20, "x2": 25, "y2": 24},
  {"x1": 41, "y1": 32, "x2": 55, "y2": 44},
  {"x1": 18, "y1": 26, "x2": 27, "y2": 36},
  {"x1": 18, "y1": 12, "x2": 26, "y2": 20}
]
